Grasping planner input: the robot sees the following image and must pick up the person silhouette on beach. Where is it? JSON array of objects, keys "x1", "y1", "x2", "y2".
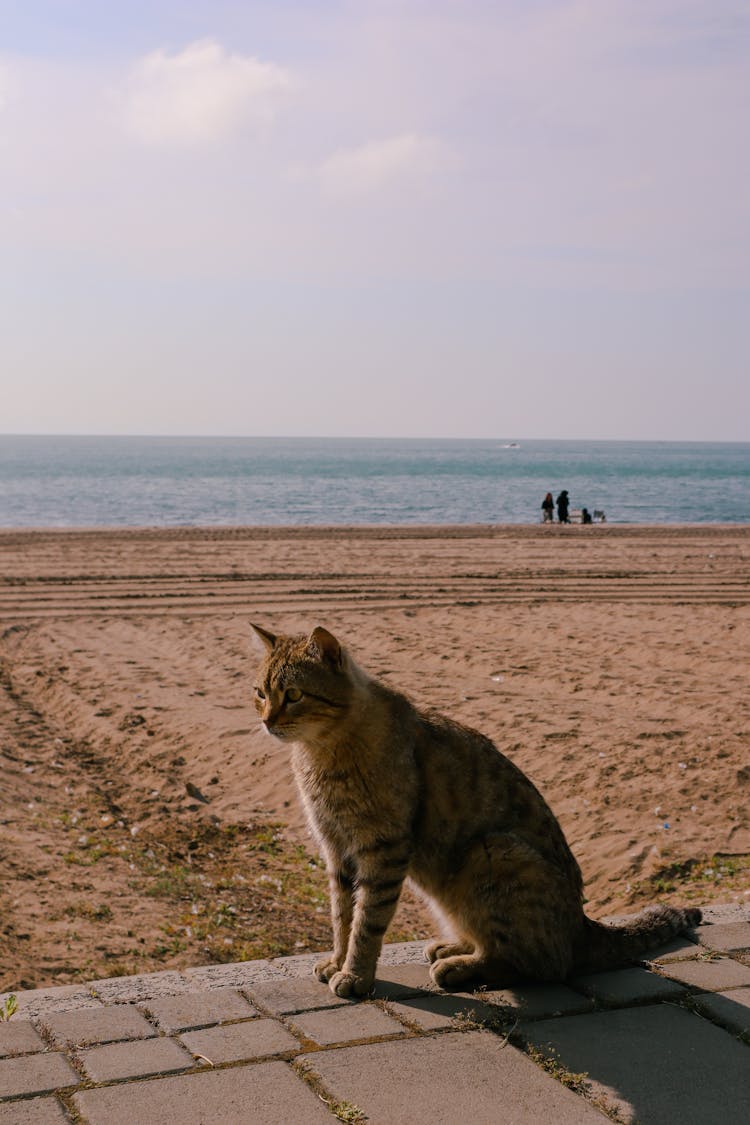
[
  {"x1": 556, "y1": 490, "x2": 570, "y2": 523},
  {"x1": 541, "y1": 492, "x2": 554, "y2": 523},
  {"x1": 581, "y1": 507, "x2": 592, "y2": 524}
]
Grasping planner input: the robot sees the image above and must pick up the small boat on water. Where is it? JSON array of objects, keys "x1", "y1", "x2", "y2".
[{"x1": 502, "y1": 442, "x2": 521, "y2": 449}]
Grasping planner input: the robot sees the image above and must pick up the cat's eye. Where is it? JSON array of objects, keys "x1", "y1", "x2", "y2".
[
  {"x1": 255, "y1": 687, "x2": 266, "y2": 700},
  {"x1": 285, "y1": 687, "x2": 303, "y2": 703}
]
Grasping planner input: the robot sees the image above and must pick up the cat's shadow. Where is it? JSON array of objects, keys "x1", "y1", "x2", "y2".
[{"x1": 370, "y1": 957, "x2": 750, "y2": 1123}]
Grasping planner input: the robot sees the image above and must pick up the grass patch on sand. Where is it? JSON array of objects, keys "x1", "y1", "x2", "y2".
[
  {"x1": 129, "y1": 819, "x2": 332, "y2": 966},
  {"x1": 43, "y1": 801, "x2": 334, "y2": 976},
  {"x1": 628, "y1": 853, "x2": 750, "y2": 903}
]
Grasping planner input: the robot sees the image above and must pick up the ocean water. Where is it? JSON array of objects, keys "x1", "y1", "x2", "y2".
[{"x1": 0, "y1": 435, "x2": 748, "y2": 528}]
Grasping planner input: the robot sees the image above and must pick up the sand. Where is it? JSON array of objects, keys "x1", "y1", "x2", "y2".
[{"x1": 1, "y1": 524, "x2": 749, "y2": 991}]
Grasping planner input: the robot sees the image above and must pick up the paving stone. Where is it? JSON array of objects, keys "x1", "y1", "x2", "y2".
[
  {"x1": 181, "y1": 1018, "x2": 300, "y2": 1064},
  {"x1": 0, "y1": 1051, "x2": 78, "y2": 1099},
  {"x1": 371, "y1": 962, "x2": 433, "y2": 1000},
  {"x1": 301, "y1": 1029, "x2": 604, "y2": 1123},
  {"x1": 377, "y1": 940, "x2": 429, "y2": 965},
  {"x1": 77, "y1": 1036, "x2": 193, "y2": 1083},
  {"x1": 696, "y1": 921, "x2": 750, "y2": 952},
  {"x1": 388, "y1": 992, "x2": 497, "y2": 1031},
  {"x1": 274, "y1": 951, "x2": 324, "y2": 979},
  {"x1": 89, "y1": 970, "x2": 192, "y2": 1004},
  {"x1": 291, "y1": 1002, "x2": 409, "y2": 1046},
  {"x1": 693, "y1": 987, "x2": 750, "y2": 1037},
  {"x1": 660, "y1": 956, "x2": 750, "y2": 991},
  {"x1": 700, "y1": 903, "x2": 750, "y2": 925},
  {"x1": 246, "y1": 976, "x2": 351, "y2": 1015},
  {"x1": 0, "y1": 1096, "x2": 69, "y2": 1123},
  {"x1": 571, "y1": 967, "x2": 686, "y2": 1005},
  {"x1": 643, "y1": 934, "x2": 702, "y2": 963},
  {"x1": 0, "y1": 986, "x2": 100, "y2": 1018},
  {"x1": 0, "y1": 1020, "x2": 46, "y2": 1058},
  {"x1": 183, "y1": 959, "x2": 289, "y2": 989},
  {"x1": 524, "y1": 1002, "x2": 750, "y2": 1124},
  {"x1": 473, "y1": 983, "x2": 595, "y2": 1019},
  {"x1": 73, "y1": 1060, "x2": 333, "y2": 1124},
  {"x1": 38, "y1": 1003, "x2": 156, "y2": 1047},
  {"x1": 139, "y1": 988, "x2": 256, "y2": 1032}
]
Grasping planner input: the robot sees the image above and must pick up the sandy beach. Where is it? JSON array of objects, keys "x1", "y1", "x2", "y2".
[{"x1": 1, "y1": 524, "x2": 749, "y2": 992}]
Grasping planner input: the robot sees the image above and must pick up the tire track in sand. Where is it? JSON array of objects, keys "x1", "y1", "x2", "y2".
[{"x1": 1, "y1": 526, "x2": 749, "y2": 620}]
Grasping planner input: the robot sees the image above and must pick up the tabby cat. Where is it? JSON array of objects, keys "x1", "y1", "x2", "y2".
[{"x1": 251, "y1": 624, "x2": 701, "y2": 998}]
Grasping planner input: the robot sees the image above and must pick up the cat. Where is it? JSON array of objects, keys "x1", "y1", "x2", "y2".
[{"x1": 251, "y1": 623, "x2": 702, "y2": 998}]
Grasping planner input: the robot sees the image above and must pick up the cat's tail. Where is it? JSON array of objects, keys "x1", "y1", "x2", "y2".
[{"x1": 574, "y1": 904, "x2": 702, "y2": 973}]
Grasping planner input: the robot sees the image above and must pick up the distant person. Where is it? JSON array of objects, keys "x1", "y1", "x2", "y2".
[
  {"x1": 556, "y1": 490, "x2": 570, "y2": 523},
  {"x1": 541, "y1": 492, "x2": 554, "y2": 523},
  {"x1": 581, "y1": 507, "x2": 592, "y2": 524}
]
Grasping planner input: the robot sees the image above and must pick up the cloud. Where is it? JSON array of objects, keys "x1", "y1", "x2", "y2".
[
  {"x1": 119, "y1": 39, "x2": 293, "y2": 145},
  {"x1": 314, "y1": 133, "x2": 450, "y2": 197}
]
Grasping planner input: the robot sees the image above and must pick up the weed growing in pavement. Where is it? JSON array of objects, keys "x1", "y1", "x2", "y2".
[{"x1": 0, "y1": 995, "x2": 18, "y2": 1021}]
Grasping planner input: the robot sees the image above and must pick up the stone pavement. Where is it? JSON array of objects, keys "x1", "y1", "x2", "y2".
[{"x1": 1, "y1": 903, "x2": 749, "y2": 1124}]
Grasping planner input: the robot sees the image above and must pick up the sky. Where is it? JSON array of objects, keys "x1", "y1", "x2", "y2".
[{"x1": 1, "y1": 0, "x2": 748, "y2": 441}]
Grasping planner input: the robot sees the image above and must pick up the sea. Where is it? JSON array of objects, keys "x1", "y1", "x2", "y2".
[{"x1": 0, "y1": 435, "x2": 748, "y2": 528}]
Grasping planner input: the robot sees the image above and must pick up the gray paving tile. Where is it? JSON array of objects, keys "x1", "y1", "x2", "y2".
[
  {"x1": 644, "y1": 934, "x2": 702, "y2": 963},
  {"x1": 0, "y1": 986, "x2": 100, "y2": 1018},
  {"x1": 274, "y1": 951, "x2": 324, "y2": 978},
  {"x1": 524, "y1": 1002, "x2": 750, "y2": 1124},
  {"x1": 73, "y1": 1060, "x2": 333, "y2": 1124},
  {"x1": 377, "y1": 940, "x2": 428, "y2": 965},
  {"x1": 38, "y1": 1003, "x2": 156, "y2": 1047},
  {"x1": 388, "y1": 992, "x2": 497, "y2": 1031},
  {"x1": 0, "y1": 1020, "x2": 46, "y2": 1058},
  {"x1": 246, "y1": 976, "x2": 351, "y2": 1015},
  {"x1": 699, "y1": 904, "x2": 750, "y2": 925},
  {"x1": 301, "y1": 1029, "x2": 604, "y2": 1123},
  {"x1": 474, "y1": 983, "x2": 595, "y2": 1019},
  {"x1": 181, "y1": 1018, "x2": 300, "y2": 1063},
  {"x1": 77, "y1": 1036, "x2": 193, "y2": 1083},
  {"x1": 291, "y1": 1002, "x2": 407, "y2": 1046},
  {"x1": 139, "y1": 988, "x2": 256, "y2": 1032},
  {"x1": 693, "y1": 987, "x2": 750, "y2": 1037},
  {"x1": 571, "y1": 967, "x2": 686, "y2": 1005},
  {"x1": 183, "y1": 958, "x2": 289, "y2": 988},
  {"x1": 696, "y1": 921, "x2": 750, "y2": 952},
  {"x1": 0, "y1": 1051, "x2": 78, "y2": 1099},
  {"x1": 90, "y1": 970, "x2": 192, "y2": 1004},
  {"x1": 371, "y1": 961, "x2": 433, "y2": 1000},
  {"x1": 660, "y1": 956, "x2": 750, "y2": 991},
  {"x1": 0, "y1": 1096, "x2": 69, "y2": 1123}
]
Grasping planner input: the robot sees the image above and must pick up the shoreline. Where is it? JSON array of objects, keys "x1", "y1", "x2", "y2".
[{"x1": 2, "y1": 521, "x2": 750, "y2": 536}]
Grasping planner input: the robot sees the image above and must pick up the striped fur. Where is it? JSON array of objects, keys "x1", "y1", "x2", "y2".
[{"x1": 252, "y1": 625, "x2": 702, "y2": 998}]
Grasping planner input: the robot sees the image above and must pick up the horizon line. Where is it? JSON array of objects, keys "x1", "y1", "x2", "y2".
[{"x1": 2, "y1": 433, "x2": 748, "y2": 445}]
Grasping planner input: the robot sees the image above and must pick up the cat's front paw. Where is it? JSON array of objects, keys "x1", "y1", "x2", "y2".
[
  {"x1": 328, "y1": 970, "x2": 372, "y2": 999},
  {"x1": 314, "y1": 957, "x2": 341, "y2": 983}
]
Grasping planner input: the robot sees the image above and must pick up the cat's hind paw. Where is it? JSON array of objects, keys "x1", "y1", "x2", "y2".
[
  {"x1": 328, "y1": 970, "x2": 372, "y2": 999},
  {"x1": 314, "y1": 957, "x2": 341, "y2": 983},
  {"x1": 430, "y1": 954, "x2": 481, "y2": 990},
  {"x1": 424, "y1": 939, "x2": 474, "y2": 964}
]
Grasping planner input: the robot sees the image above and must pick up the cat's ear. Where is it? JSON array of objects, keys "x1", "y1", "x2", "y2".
[
  {"x1": 308, "y1": 626, "x2": 342, "y2": 669},
  {"x1": 250, "y1": 623, "x2": 277, "y2": 652}
]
